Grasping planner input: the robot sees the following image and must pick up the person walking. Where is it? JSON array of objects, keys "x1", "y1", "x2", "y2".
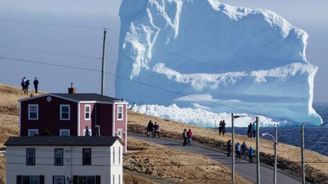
[
  {"x1": 252, "y1": 122, "x2": 256, "y2": 138},
  {"x1": 24, "y1": 80, "x2": 30, "y2": 94},
  {"x1": 241, "y1": 141, "x2": 247, "y2": 159},
  {"x1": 33, "y1": 77, "x2": 39, "y2": 93},
  {"x1": 147, "y1": 120, "x2": 154, "y2": 137},
  {"x1": 249, "y1": 146, "x2": 254, "y2": 163},
  {"x1": 187, "y1": 128, "x2": 193, "y2": 146},
  {"x1": 247, "y1": 123, "x2": 252, "y2": 138},
  {"x1": 153, "y1": 122, "x2": 160, "y2": 138},
  {"x1": 227, "y1": 140, "x2": 232, "y2": 157},
  {"x1": 182, "y1": 129, "x2": 188, "y2": 146}
]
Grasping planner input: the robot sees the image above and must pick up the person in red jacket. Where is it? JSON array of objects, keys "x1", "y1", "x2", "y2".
[{"x1": 187, "y1": 129, "x2": 193, "y2": 146}]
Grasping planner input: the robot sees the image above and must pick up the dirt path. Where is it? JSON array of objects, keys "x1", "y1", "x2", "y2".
[{"x1": 129, "y1": 132, "x2": 301, "y2": 184}]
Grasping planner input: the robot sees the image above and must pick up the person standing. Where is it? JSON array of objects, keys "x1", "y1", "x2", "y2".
[
  {"x1": 153, "y1": 122, "x2": 160, "y2": 138},
  {"x1": 236, "y1": 142, "x2": 241, "y2": 160},
  {"x1": 24, "y1": 80, "x2": 30, "y2": 94},
  {"x1": 218, "y1": 120, "x2": 223, "y2": 135},
  {"x1": 21, "y1": 77, "x2": 26, "y2": 91},
  {"x1": 33, "y1": 77, "x2": 39, "y2": 93},
  {"x1": 222, "y1": 120, "x2": 226, "y2": 135},
  {"x1": 252, "y1": 122, "x2": 256, "y2": 138},
  {"x1": 147, "y1": 120, "x2": 154, "y2": 137},
  {"x1": 187, "y1": 129, "x2": 193, "y2": 146},
  {"x1": 227, "y1": 140, "x2": 232, "y2": 157},
  {"x1": 247, "y1": 123, "x2": 252, "y2": 138},
  {"x1": 241, "y1": 141, "x2": 247, "y2": 159},
  {"x1": 249, "y1": 146, "x2": 254, "y2": 163},
  {"x1": 182, "y1": 129, "x2": 188, "y2": 146}
]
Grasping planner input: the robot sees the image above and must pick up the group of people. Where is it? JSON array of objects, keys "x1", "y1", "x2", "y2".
[
  {"x1": 182, "y1": 128, "x2": 193, "y2": 146},
  {"x1": 227, "y1": 140, "x2": 254, "y2": 163},
  {"x1": 247, "y1": 122, "x2": 257, "y2": 138},
  {"x1": 218, "y1": 120, "x2": 226, "y2": 135},
  {"x1": 21, "y1": 77, "x2": 39, "y2": 94},
  {"x1": 146, "y1": 120, "x2": 160, "y2": 138}
]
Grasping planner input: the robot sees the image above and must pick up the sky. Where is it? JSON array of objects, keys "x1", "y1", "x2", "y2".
[{"x1": 0, "y1": 0, "x2": 327, "y2": 102}]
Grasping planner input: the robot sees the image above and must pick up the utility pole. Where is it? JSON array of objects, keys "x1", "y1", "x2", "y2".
[
  {"x1": 101, "y1": 29, "x2": 107, "y2": 95},
  {"x1": 274, "y1": 125, "x2": 278, "y2": 184},
  {"x1": 301, "y1": 123, "x2": 305, "y2": 184},
  {"x1": 231, "y1": 113, "x2": 235, "y2": 183},
  {"x1": 256, "y1": 116, "x2": 261, "y2": 184}
]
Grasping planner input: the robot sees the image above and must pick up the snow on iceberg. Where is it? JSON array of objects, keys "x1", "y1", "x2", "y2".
[{"x1": 117, "y1": 0, "x2": 322, "y2": 126}]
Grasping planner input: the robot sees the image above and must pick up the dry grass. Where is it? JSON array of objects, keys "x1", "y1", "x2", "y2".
[
  {"x1": 128, "y1": 111, "x2": 328, "y2": 183},
  {"x1": 125, "y1": 137, "x2": 251, "y2": 184}
]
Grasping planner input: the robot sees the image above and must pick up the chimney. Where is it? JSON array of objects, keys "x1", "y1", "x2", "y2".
[{"x1": 68, "y1": 82, "x2": 76, "y2": 94}]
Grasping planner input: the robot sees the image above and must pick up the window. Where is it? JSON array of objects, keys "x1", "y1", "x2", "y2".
[
  {"x1": 112, "y1": 147, "x2": 115, "y2": 164},
  {"x1": 85, "y1": 105, "x2": 91, "y2": 120},
  {"x1": 73, "y1": 176, "x2": 100, "y2": 184},
  {"x1": 28, "y1": 104, "x2": 38, "y2": 120},
  {"x1": 17, "y1": 175, "x2": 44, "y2": 184},
  {"x1": 60, "y1": 105, "x2": 70, "y2": 120},
  {"x1": 59, "y1": 129, "x2": 70, "y2": 136},
  {"x1": 28, "y1": 129, "x2": 39, "y2": 136},
  {"x1": 82, "y1": 148, "x2": 92, "y2": 165},
  {"x1": 26, "y1": 148, "x2": 35, "y2": 166},
  {"x1": 117, "y1": 105, "x2": 123, "y2": 120},
  {"x1": 54, "y1": 148, "x2": 64, "y2": 166},
  {"x1": 116, "y1": 129, "x2": 123, "y2": 139},
  {"x1": 112, "y1": 175, "x2": 115, "y2": 184},
  {"x1": 53, "y1": 176, "x2": 65, "y2": 184}
]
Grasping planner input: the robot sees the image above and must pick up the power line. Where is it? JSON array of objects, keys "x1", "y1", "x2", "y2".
[
  {"x1": 0, "y1": 17, "x2": 104, "y2": 30},
  {"x1": 0, "y1": 46, "x2": 101, "y2": 61}
]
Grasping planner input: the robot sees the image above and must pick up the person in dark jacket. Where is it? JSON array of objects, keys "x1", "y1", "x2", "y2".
[
  {"x1": 227, "y1": 140, "x2": 232, "y2": 157},
  {"x1": 33, "y1": 77, "x2": 39, "y2": 93},
  {"x1": 21, "y1": 77, "x2": 26, "y2": 91},
  {"x1": 182, "y1": 129, "x2": 188, "y2": 146},
  {"x1": 147, "y1": 120, "x2": 154, "y2": 137},
  {"x1": 222, "y1": 120, "x2": 226, "y2": 135},
  {"x1": 24, "y1": 80, "x2": 30, "y2": 94},
  {"x1": 241, "y1": 141, "x2": 247, "y2": 159},
  {"x1": 247, "y1": 123, "x2": 252, "y2": 138}
]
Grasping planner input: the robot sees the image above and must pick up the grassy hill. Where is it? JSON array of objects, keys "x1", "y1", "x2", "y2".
[{"x1": 0, "y1": 84, "x2": 250, "y2": 184}]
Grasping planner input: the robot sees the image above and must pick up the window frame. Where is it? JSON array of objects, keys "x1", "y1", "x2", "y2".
[
  {"x1": 84, "y1": 104, "x2": 91, "y2": 120},
  {"x1": 54, "y1": 148, "x2": 64, "y2": 166},
  {"x1": 82, "y1": 148, "x2": 92, "y2": 166},
  {"x1": 59, "y1": 129, "x2": 70, "y2": 136},
  {"x1": 28, "y1": 104, "x2": 39, "y2": 120},
  {"x1": 117, "y1": 105, "x2": 123, "y2": 120},
  {"x1": 26, "y1": 148, "x2": 35, "y2": 166},
  {"x1": 60, "y1": 104, "x2": 70, "y2": 120},
  {"x1": 28, "y1": 129, "x2": 39, "y2": 136},
  {"x1": 53, "y1": 175, "x2": 66, "y2": 184}
]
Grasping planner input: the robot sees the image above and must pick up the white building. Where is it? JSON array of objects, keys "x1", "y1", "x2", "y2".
[{"x1": 5, "y1": 136, "x2": 123, "y2": 184}]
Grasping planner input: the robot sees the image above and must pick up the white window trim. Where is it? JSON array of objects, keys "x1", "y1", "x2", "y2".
[
  {"x1": 117, "y1": 105, "x2": 123, "y2": 121},
  {"x1": 28, "y1": 104, "x2": 39, "y2": 120},
  {"x1": 84, "y1": 104, "x2": 91, "y2": 120},
  {"x1": 28, "y1": 129, "x2": 39, "y2": 136},
  {"x1": 59, "y1": 129, "x2": 70, "y2": 136},
  {"x1": 60, "y1": 104, "x2": 70, "y2": 120}
]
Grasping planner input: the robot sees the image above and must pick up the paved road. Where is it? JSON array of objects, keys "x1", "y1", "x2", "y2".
[{"x1": 129, "y1": 132, "x2": 301, "y2": 184}]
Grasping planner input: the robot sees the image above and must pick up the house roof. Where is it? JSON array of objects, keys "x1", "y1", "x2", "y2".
[
  {"x1": 51, "y1": 93, "x2": 122, "y2": 102},
  {"x1": 5, "y1": 136, "x2": 122, "y2": 146}
]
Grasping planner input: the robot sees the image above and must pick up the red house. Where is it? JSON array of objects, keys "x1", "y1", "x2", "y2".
[{"x1": 19, "y1": 91, "x2": 128, "y2": 152}]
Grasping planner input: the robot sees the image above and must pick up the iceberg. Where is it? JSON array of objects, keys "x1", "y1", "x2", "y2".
[{"x1": 116, "y1": 0, "x2": 322, "y2": 126}]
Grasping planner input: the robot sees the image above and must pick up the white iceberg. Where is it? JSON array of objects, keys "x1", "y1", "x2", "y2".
[{"x1": 116, "y1": 0, "x2": 322, "y2": 126}]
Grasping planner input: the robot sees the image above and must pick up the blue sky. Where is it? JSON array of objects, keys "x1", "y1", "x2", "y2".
[{"x1": 0, "y1": 0, "x2": 327, "y2": 102}]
